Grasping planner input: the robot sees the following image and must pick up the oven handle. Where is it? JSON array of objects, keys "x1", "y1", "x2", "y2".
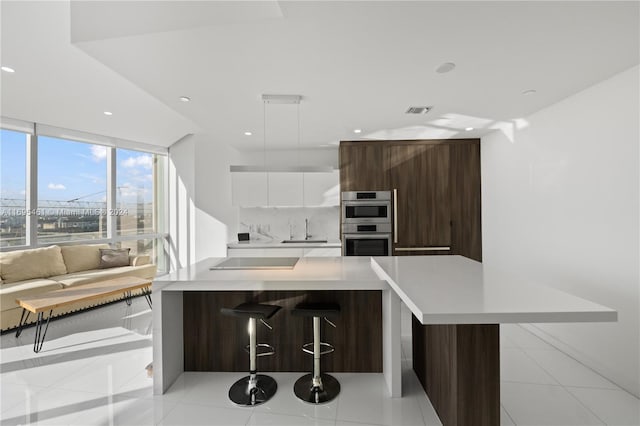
[
  {"x1": 393, "y1": 188, "x2": 398, "y2": 244},
  {"x1": 343, "y1": 233, "x2": 392, "y2": 239}
]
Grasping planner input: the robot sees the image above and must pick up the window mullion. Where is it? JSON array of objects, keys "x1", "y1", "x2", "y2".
[
  {"x1": 106, "y1": 147, "x2": 116, "y2": 240},
  {"x1": 26, "y1": 133, "x2": 38, "y2": 247}
]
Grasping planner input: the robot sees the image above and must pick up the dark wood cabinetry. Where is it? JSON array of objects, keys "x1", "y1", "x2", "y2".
[
  {"x1": 386, "y1": 142, "x2": 451, "y2": 253},
  {"x1": 339, "y1": 142, "x2": 388, "y2": 191},
  {"x1": 339, "y1": 139, "x2": 481, "y2": 261},
  {"x1": 449, "y1": 142, "x2": 482, "y2": 262}
]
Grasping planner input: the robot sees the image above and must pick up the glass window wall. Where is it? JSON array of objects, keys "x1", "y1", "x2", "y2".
[{"x1": 37, "y1": 136, "x2": 107, "y2": 243}]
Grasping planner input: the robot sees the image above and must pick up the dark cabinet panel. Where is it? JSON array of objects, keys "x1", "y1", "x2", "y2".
[
  {"x1": 450, "y1": 142, "x2": 482, "y2": 261},
  {"x1": 183, "y1": 290, "x2": 382, "y2": 373},
  {"x1": 339, "y1": 142, "x2": 388, "y2": 191},
  {"x1": 386, "y1": 142, "x2": 451, "y2": 251}
]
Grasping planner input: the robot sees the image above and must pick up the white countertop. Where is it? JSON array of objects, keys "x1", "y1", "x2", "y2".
[
  {"x1": 371, "y1": 256, "x2": 617, "y2": 325},
  {"x1": 154, "y1": 256, "x2": 385, "y2": 291},
  {"x1": 154, "y1": 255, "x2": 617, "y2": 325},
  {"x1": 227, "y1": 240, "x2": 341, "y2": 249}
]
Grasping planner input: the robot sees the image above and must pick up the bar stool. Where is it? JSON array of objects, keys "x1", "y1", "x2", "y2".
[
  {"x1": 291, "y1": 302, "x2": 341, "y2": 404},
  {"x1": 220, "y1": 302, "x2": 281, "y2": 406}
]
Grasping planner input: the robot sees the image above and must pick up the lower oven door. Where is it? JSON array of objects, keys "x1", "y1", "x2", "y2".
[{"x1": 342, "y1": 233, "x2": 392, "y2": 256}]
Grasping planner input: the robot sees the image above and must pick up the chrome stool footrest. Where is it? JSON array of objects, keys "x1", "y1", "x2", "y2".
[
  {"x1": 244, "y1": 343, "x2": 276, "y2": 357},
  {"x1": 302, "y1": 342, "x2": 334, "y2": 356}
]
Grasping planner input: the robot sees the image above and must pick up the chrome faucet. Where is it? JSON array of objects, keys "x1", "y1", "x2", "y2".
[{"x1": 305, "y1": 218, "x2": 311, "y2": 240}]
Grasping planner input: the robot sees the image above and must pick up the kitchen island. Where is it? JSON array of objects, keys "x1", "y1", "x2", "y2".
[
  {"x1": 152, "y1": 256, "x2": 401, "y2": 397},
  {"x1": 153, "y1": 255, "x2": 616, "y2": 426}
]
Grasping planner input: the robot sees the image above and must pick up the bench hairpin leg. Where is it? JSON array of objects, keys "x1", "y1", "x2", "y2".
[
  {"x1": 143, "y1": 288, "x2": 152, "y2": 309},
  {"x1": 15, "y1": 309, "x2": 30, "y2": 338},
  {"x1": 33, "y1": 310, "x2": 52, "y2": 353}
]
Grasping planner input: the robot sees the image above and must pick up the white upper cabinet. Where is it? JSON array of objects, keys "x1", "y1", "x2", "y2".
[
  {"x1": 268, "y1": 172, "x2": 304, "y2": 206},
  {"x1": 303, "y1": 170, "x2": 339, "y2": 206},
  {"x1": 231, "y1": 172, "x2": 267, "y2": 206},
  {"x1": 231, "y1": 170, "x2": 339, "y2": 207}
]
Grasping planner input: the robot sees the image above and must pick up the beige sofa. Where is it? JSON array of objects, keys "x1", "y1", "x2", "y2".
[{"x1": 0, "y1": 244, "x2": 157, "y2": 331}]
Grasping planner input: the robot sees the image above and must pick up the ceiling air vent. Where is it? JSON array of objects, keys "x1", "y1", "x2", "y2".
[{"x1": 405, "y1": 106, "x2": 433, "y2": 114}]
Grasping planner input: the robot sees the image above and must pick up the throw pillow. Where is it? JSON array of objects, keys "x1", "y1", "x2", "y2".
[{"x1": 99, "y1": 248, "x2": 131, "y2": 269}]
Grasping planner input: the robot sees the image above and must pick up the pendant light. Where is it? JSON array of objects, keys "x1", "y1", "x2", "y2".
[{"x1": 229, "y1": 94, "x2": 335, "y2": 173}]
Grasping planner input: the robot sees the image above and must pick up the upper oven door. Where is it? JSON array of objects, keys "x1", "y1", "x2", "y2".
[{"x1": 342, "y1": 201, "x2": 391, "y2": 223}]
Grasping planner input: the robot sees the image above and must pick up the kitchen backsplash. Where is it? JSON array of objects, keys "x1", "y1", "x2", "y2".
[{"x1": 238, "y1": 207, "x2": 339, "y2": 242}]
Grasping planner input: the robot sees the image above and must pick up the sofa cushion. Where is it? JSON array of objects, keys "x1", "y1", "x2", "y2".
[
  {"x1": 0, "y1": 278, "x2": 62, "y2": 311},
  {"x1": 60, "y1": 244, "x2": 110, "y2": 273},
  {"x1": 50, "y1": 264, "x2": 157, "y2": 287},
  {"x1": 0, "y1": 245, "x2": 67, "y2": 284}
]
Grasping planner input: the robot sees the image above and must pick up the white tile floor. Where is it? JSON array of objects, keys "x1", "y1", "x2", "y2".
[{"x1": 1, "y1": 299, "x2": 638, "y2": 426}]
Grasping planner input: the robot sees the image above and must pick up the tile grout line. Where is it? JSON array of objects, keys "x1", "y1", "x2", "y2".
[
  {"x1": 562, "y1": 385, "x2": 610, "y2": 426},
  {"x1": 500, "y1": 403, "x2": 517, "y2": 426},
  {"x1": 513, "y1": 326, "x2": 608, "y2": 426},
  {"x1": 520, "y1": 323, "x2": 634, "y2": 395}
]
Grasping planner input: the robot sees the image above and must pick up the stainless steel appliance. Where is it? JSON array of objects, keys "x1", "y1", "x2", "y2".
[
  {"x1": 341, "y1": 191, "x2": 392, "y2": 224},
  {"x1": 341, "y1": 191, "x2": 392, "y2": 256}
]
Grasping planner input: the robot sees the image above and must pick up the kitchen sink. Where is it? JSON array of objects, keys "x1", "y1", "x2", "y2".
[{"x1": 281, "y1": 239, "x2": 328, "y2": 244}]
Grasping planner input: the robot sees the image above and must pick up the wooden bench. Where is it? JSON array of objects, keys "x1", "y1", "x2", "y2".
[{"x1": 15, "y1": 276, "x2": 152, "y2": 352}]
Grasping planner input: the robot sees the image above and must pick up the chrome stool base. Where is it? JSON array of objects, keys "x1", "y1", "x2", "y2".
[
  {"x1": 228, "y1": 374, "x2": 277, "y2": 406},
  {"x1": 293, "y1": 373, "x2": 340, "y2": 404}
]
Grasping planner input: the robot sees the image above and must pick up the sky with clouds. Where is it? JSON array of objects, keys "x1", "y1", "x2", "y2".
[{"x1": 1, "y1": 129, "x2": 156, "y2": 205}]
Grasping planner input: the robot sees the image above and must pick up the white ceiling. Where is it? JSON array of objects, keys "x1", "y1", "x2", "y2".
[{"x1": 1, "y1": 1, "x2": 638, "y2": 150}]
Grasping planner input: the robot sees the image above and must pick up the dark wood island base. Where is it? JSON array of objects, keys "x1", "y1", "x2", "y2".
[
  {"x1": 412, "y1": 316, "x2": 500, "y2": 426},
  {"x1": 183, "y1": 290, "x2": 382, "y2": 373}
]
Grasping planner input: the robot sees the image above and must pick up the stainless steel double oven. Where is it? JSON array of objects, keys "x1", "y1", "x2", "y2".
[{"x1": 341, "y1": 191, "x2": 392, "y2": 256}]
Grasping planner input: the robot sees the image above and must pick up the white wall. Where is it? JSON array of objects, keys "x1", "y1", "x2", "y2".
[
  {"x1": 168, "y1": 134, "x2": 240, "y2": 265},
  {"x1": 481, "y1": 66, "x2": 639, "y2": 396},
  {"x1": 193, "y1": 134, "x2": 240, "y2": 261},
  {"x1": 168, "y1": 135, "x2": 196, "y2": 270}
]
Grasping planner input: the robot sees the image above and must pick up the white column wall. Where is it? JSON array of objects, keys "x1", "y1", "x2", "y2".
[
  {"x1": 168, "y1": 135, "x2": 196, "y2": 270},
  {"x1": 168, "y1": 134, "x2": 241, "y2": 265},
  {"x1": 193, "y1": 134, "x2": 241, "y2": 261},
  {"x1": 481, "y1": 65, "x2": 639, "y2": 396}
]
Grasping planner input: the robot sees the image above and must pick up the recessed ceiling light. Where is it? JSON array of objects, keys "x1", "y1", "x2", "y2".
[
  {"x1": 465, "y1": 127, "x2": 474, "y2": 131},
  {"x1": 522, "y1": 89, "x2": 537, "y2": 96},
  {"x1": 179, "y1": 96, "x2": 191, "y2": 102},
  {"x1": 1, "y1": 66, "x2": 15, "y2": 73},
  {"x1": 435, "y1": 62, "x2": 456, "y2": 74},
  {"x1": 103, "y1": 111, "x2": 113, "y2": 116},
  {"x1": 353, "y1": 129, "x2": 362, "y2": 134},
  {"x1": 244, "y1": 131, "x2": 252, "y2": 136}
]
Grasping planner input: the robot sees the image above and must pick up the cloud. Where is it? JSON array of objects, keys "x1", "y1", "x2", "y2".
[
  {"x1": 121, "y1": 155, "x2": 152, "y2": 169},
  {"x1": 78, "y1": 173, "x2": 104, "y2": 184},
  {"x1": 91, "y1": 145, "x2": 108, "y2": 162},
  {"x1": 48, "y1": 183, "x2": 66, "y2": 190}
]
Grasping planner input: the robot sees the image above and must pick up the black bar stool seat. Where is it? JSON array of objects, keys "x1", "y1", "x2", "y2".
[
  {"x1": 221, "y1": 302, "x2": 281, "y2": 320},
  {"x1": 221, "y1": 302, "x2": 281, "y2": 406},
  {"x1": 291, "y1": 302, "x2": 341, "y2": 404},
  {"x1": 291, "y1": 302, "x2": 340, "y2": 318}
]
